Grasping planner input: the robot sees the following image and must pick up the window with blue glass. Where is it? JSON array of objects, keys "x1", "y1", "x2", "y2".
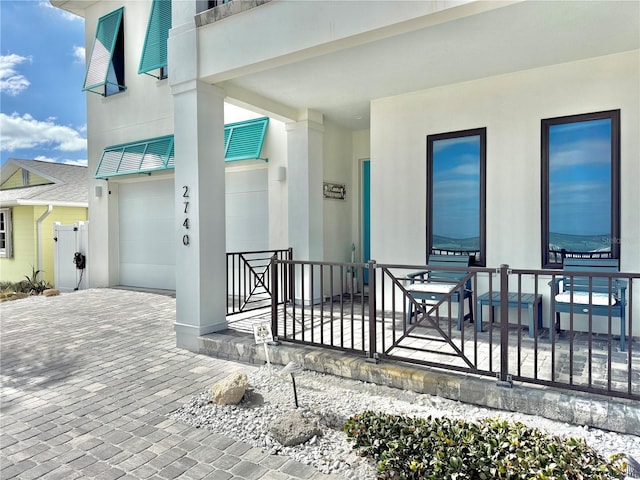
[
  {"x1": 427, "y1": 128, "x2": 486, "y2": 266},
  {"x1": 542, "y1": 110, "x2": 620, "y2": 268}
]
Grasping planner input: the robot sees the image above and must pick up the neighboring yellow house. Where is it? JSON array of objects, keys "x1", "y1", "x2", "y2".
[{"x1": 0, "y1": 159, "x2": 88, "y2": 287}]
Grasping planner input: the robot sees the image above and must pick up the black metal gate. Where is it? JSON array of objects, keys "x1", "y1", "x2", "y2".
[{"x1": 226, "y1": 248, "x2": 292, "y2": 315}]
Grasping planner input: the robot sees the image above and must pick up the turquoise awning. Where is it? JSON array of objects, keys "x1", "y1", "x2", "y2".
[
  {"x1": 224, "y1": 117, "x2": 269, "y2": 162},
  {"x1": 95, "y1": 118, "x2": 269, "y2": 178},
  {"x1": 138, "y1": 0, "x2": 171, "y2": 76},
  {"x1": 95, "y1": 135, "x2": 174, "y2": 179},
  {"x1": 83, "y1": 8, "x2": 124, "y2": 94}
]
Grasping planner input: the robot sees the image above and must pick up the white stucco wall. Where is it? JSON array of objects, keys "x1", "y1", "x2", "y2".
[
  {"x1": 83, "y1": 0, "x2": 175, "y2": 287},
  {"x1": 371, "y1": 51, "x2": 640, "y2": 269},
  {"x1": 264, "y1": 119, "x2": 288, "y2": 251},
  {"x1": 197, "y1": 0, "x2": 476, "y2": 82},
  {"x1": 323, "y1": 119, "x2": 353, "y2": 263},
  {"x1": 371, "y1": 50, "x2": 640, "y2": 335},
  {"x1": 224, "y1": 104, "x2": 289, "y2": 251},
  {"x1": 82, "y1": 1, "x2": 292, "y2": 291}
]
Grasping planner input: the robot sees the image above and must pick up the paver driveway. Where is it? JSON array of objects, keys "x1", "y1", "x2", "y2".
[{"x1": 0, "y1": 289, "x2": 337, "y2": 480}]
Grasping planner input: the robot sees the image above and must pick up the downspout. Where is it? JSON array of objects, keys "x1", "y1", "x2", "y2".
[{"x1": 36, "y1": 205, "x2": 54, "y2": 281}]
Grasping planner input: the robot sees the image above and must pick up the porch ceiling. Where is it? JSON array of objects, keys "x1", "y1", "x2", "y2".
[{"x1": 216, "y1": 0, "x2": 639, "y2": 130}]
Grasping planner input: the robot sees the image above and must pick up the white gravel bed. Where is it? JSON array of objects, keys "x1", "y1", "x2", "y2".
[{"x1": 172, "y1": 366, "x2": 640, "y2": 479}]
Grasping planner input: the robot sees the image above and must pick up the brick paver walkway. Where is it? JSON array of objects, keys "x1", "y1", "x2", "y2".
[{"x1": 0, "y1": 289, "x2": 337, "y2": 480}]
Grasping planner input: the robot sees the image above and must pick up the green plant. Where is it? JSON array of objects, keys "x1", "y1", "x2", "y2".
[
  {"x1": 0, "y1": 281, "x2": 18, "y2": 292},
  {"x1": 344, "y1": 411, "x2": 627, "y2": 480},
  {"x1": 21, "y1": 266, "x2": 51, "y2": 295}
]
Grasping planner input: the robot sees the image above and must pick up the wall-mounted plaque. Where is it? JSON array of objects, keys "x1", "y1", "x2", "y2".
[{"x1": 323, "y1": 182, "x2": 346, "y2": 200}]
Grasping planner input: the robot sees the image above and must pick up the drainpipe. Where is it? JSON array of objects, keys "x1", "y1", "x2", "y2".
[{"x1": 36, "y1": 205, "x2": 53, "y2": 281}]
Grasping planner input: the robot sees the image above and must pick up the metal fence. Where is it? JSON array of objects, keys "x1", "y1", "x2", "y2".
[
  {"x1": 226, "y1": 248, "x2": 292, "y2": 315},
  {"x1": 269, "y1": 258, "x2": 639, "y2": 400}
]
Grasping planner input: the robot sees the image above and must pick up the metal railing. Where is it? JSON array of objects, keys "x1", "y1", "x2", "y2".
[
  {"x1": 226, "y1": 248, "x2": 292, "y2": 315},
  {"x1": 268, "y1": 258, "x2": 638, "y2": 400}
]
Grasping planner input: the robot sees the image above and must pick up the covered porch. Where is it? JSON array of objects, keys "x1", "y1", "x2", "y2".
[{"x1": 220, "y1": 253, "x2": 639, "y2": 406}]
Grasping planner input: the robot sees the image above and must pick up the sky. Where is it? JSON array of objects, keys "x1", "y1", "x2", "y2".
[
  {"x1": 432, "y1": 135, "x2": 481, "y2": 243},
  {"x1": 0, "y1": 0, "x2": 87, "y2": 167},
  {"x1": 549, "y1": 118, "x2": 611, "y2": 237}
]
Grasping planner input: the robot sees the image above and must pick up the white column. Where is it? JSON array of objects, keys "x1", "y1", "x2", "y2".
[
  {"x1": 172, "y1": 80, "x2": 227, "y2": 351},
  {"x1": 169, "y1": 2, "x2": 227, "y2": 351},
  {"x1": 286, "y1": 116, "x2": 324, "y2": 303}
]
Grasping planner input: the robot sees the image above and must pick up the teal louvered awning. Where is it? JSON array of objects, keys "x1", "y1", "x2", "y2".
[
  {"x1": 138, "y1": 0, "x2": 171, "y2": 76},
  {"x1": 83, "y1": 8, "x2": 124, "y2": 94},
  {"x1": 224, "y1": 117, "x2": 269, "y2": 162},
  {"x1": 95, "y1": 135, "x2": 174, "y2": 179},
  {"x1": 95, "y1": 118, "x2": 269, "y2": 178}
]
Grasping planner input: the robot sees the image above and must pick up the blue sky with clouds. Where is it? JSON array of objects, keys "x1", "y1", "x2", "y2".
[
  {"x1": 1, "y1": 1, "x2": 87, "y2": 167},
  {"x1": 432, "y1": 135, "x2": 480, "y2": 241},
  {"x1": 549, "y1": 118, "x2": 611, "y2": 236}
]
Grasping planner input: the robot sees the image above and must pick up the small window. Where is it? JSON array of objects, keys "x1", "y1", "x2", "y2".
[
  {"x1": 427, "y1": 128, "x2": 486, "y2": 265},
  {"x1": 0, "y1": 208, "x2": 13, "y2": 258},
  {"x1": 139, "y1": 0, "x2": 171, "y2": 79},
  {"x1": 83, "y1": 8, "x2": 125, "y2": 96},
  {"x1": 541, "y1": 110, "x2": 620, "y2": 268}
]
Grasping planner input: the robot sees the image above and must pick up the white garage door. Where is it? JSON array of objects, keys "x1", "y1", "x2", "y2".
[
  {"x1": 117, "y1": 169, "x2": 268, "y2": 290},
  {"x1": 119, "y1": 179, "x2": 176, "y2": 290}
]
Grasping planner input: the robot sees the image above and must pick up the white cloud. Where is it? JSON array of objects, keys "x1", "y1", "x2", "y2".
[
  {"x1": 72, "y1": 45, "x2": 85, "y2": 64},
  {"x1": 444, "y1": 159, "x2": 479, "y2": 177},
  {"x1": 432, "y1": 135, "x2": 479, "y2": 154},
  {"x1": 61, "y1": 159, "x2": 88, "y2": 166},
  {"x1": 0, "y1": 54, "x2": 31, "y2": 96},
  {"x1": 34, "y1": 155, "x2": 88, "y2": 167},
  {"x1": 0, "y1": 113, "x2": 87, "y2": 152},
  {"x1": 549, "y1": 137, "x2": 611, "y2": 172}
]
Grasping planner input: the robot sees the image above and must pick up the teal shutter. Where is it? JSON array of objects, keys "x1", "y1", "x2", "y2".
[
  {"x1": 95, "y1": 135, "x2": 175, "y2": 179},
  {"x1": 224, "y1": 117, "x2": 269, "y2": 162},
  {"x1": 138, "y1": 0, "x2": 171, "y2": 75},
  {"x1": 83, "y1": 8, "x2": 124, "y2": 93}
]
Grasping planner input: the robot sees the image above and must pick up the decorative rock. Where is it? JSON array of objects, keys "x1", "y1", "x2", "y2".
[
  {"x1": 211, "y1": 371, "x2": 248, "y2": 405},
  {"x1": 0, "y1": 292, "x2": 27, "y2": 301},
  {"x1": 43, "y1": 289, "x2": 60, "y2": 297},
  {"x1": 268, "y1": 410, "x2": 322, "y2": 447}
]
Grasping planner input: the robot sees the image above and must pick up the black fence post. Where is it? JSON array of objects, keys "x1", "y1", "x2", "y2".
[
  {"x1": 498, "y1": 264, "x2": 512, "y2": 387},
  {"x1": 271, "y1": 254, "x2": 279, "y2": 341},
  {"x1": 366, "y1": 260, "x2": 379, "y2": 363},
  {"x1": 288, "y1": 248, "x2": 294, "y2": 303}
]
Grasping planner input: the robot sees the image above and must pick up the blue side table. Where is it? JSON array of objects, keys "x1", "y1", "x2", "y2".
[{"x1": 476, "y1": 292, "x2": 543, "y2": 338}]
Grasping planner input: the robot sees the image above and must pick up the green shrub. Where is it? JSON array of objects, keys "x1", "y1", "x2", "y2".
[
  {"x1": 21, "y1": 266, "x2": 51, "y2": 295},
  {"x1": 0, "y1": 281, "x2": 17, "y2": 292},
  {"x1": 0, "y1": 267, "x2": 52, "y2": 297},
  {"x1": 344, "y1": 411, "x2": 626, "y2": 479}
]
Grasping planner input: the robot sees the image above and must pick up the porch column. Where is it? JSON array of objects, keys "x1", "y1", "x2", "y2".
[
  {"x1": 286, "y1": 113, "x2": 324, "y2": 303},
  {"x1": 172, "y1": 80, "x2": 227, "y2": 351}
]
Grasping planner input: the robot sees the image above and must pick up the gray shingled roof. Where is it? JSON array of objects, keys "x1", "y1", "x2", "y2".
[{"x1": 0, "y1": 158, "x2": 88, "y2": 206}]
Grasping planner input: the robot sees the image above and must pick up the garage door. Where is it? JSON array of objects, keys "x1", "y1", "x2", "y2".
[
  {"x1": 119, "y1": 179, "x2": 176, "y2": 290},
  {"x1": 117, "y1": 169, "x2": 268, "y2": 290}
]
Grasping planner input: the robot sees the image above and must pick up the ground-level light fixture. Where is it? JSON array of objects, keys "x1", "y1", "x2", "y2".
[{"x1": 280, "y1": 361, "x2": 303, "y2": 408}]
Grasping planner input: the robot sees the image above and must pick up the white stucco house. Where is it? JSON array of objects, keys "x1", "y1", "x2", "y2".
[{"x1": 51, "y1": 0, "x2": 639, "y2": 352}]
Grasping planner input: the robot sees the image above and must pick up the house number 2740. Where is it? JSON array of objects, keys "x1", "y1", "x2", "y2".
[{"x1": 182, "y1": 185, "x2": 190, "y2": 246}]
